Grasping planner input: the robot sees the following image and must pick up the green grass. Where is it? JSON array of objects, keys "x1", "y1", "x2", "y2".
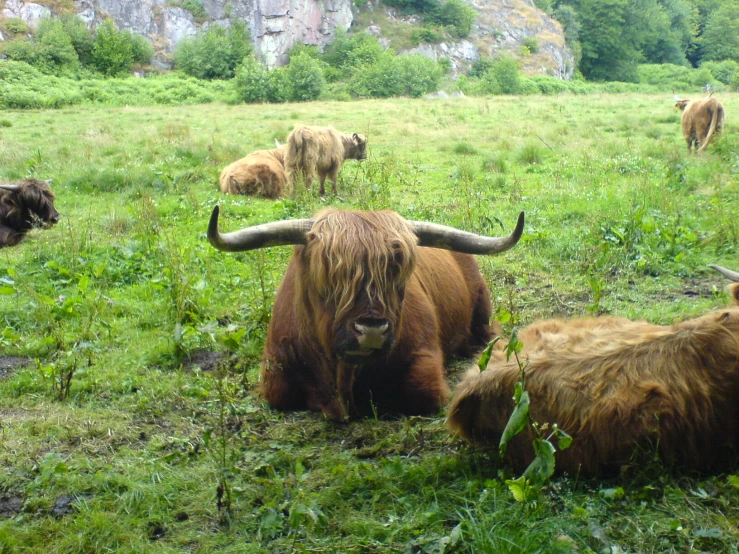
[{"x1": 1, "y1": 94, "x2": 739, "y2": 552}]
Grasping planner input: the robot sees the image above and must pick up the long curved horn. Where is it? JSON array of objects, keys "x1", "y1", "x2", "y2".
[
  {"x1": 0, "y1": 184, "x2": 21, "y2": 192},
  {"x1": 410, "y1": 212, "x2": 525, "y2": 255},
  {"x1": 207, "y1": 205, "x2": 314, "y2": 252},
  {"x1": 710, "y1": 264, "x2": 739, "y2": 282}
]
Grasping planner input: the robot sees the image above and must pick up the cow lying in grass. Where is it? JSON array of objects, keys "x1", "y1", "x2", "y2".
[
  {"x1": 284, "y1": 125, "x2": 367, "y2": 196},
  {"x1": 448, "y1": 265, "x2": 739, "y2": 474},
  {"x1": 219, "y1": 145, "x2": 286, "y2": 199},
  {"x1": 209, "y1": 206, "x2": 524, "y2": 421},
  {"x1": 0, "y1": 179, "x2": 60, "y2": 247}
]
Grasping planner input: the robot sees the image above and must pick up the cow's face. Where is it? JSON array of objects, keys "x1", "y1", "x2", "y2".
[
  {"x1": 303, "y1": 209, "x2": 417, "y2": 363},
  {"x1": 21, "y1": 179, "x2": 59, "y2": 228},
  {"x1": 675, "y1": 99, "x2": 690, "y2": 112},
  {"x1": 348, "y1": 133, "x2": 368, "y2": 161}
]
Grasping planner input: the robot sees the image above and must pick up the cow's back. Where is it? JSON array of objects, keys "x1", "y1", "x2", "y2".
[{"x1": 411, "y1": 249, "x2": 493, "y2": 359}]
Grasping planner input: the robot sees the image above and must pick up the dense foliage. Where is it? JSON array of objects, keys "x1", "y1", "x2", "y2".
[
  {"x1": 382, "y1": 0, "x2": 476, "y2": 40},
  {"x1": 0, "y1": 16, "x2": 152, "y2": 76},
  {"x1": 549, "y1": 0, "x2": 739, "y2": 81},
  {"x1": 173, "y1": 21, "x2": 251, "y2": 80}
]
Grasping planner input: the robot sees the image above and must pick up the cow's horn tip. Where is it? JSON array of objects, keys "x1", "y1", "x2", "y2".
[{"x1": 208, "y1": 205, "x2": 221, "y2": 246}]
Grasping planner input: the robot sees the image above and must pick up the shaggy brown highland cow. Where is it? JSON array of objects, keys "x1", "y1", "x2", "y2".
[
  {"x1": 448, "y1": 265, "x2": 739, "y2": 475},
  {"x1": 674, "y1": 94, "x2": 725, "y2": 154},
  {"x1": 219, "y1": 146, "x2": 286, "y2": 199},
  {"x1": 284, "y1": 125, "x2": 367, "y2": 196},
  {"x1": 208, "y1": 205, "x2": 524, "y2": 421},
  {"x1": 0, "y1": 178, "x2": 59, "y2": 247}
]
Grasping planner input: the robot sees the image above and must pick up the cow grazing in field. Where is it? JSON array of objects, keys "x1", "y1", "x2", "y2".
[
  {"x1": 208, "y1": 205, "x2": 524, "y2": 421},
  {"x1": 0, "y1": 179, "x2": 60, "y2": 248},
  {"x1": 448, "y1": 265, "x2": 739, "y2": 474},
  {"x1": 219, "y1": 146, "x2": 287, "y2": 199},
  {"x1": 674, "y1": 94, "x2": 725, "y2": 154},
  {"x1": 284, "y1": 125, "x2": 367, "y2": 196}
]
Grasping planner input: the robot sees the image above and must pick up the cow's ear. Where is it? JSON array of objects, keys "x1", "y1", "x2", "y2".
[
  {"x1": 730, "y1": 283, "x2": 739, "y2": 305},
  {"x1": 353, "y1": 133, "x2": 359, "y2": 141}
]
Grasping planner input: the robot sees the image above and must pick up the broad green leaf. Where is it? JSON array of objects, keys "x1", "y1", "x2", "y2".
[
  {"x1": 6, "y1": 267, "x2": 16, "y2": 278},
  {"x1": 506, "y1": 476, "x2": 535, "y2": 502},
  {"x1": 522, "y1": 438, "x2": 556, "y2": 486},
  {"x1": 557, "y1": 429, "x2": 573, "y2": 450},
  {"x1": 499, "y1": 390, "x2": 529, "y2": 457},
  {"x1": 477, "y1": 337, "x2": 500, "y2": 372},
  {"x1": 504, "y1": 328, "x2": 523, "y2": 361},
  {"x1": 0, "y1": 285, "x2": 15, "y2": 295},
  {"x1": 599, "y1": 487, "x2": 625, "y2": 500}
]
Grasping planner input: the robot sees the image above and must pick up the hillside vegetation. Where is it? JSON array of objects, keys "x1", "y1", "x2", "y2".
[{"x1": 0, "y1": 94, "x2": 738, "y2": 552}]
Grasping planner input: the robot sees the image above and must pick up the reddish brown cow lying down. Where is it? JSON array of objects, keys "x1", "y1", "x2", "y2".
[
  {"x1": 219, "y1": 146, "x2": 286, "y2": 199},
  {"x1": 448, "y1": 266, "x2": 739, "y2": 474}
]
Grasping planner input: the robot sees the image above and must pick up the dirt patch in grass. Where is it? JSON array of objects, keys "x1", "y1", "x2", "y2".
[
  {"x1": 182, "y1": 350, "x2": 227, "y2": 373},
  {"x1": 0, "y1": 496, "x2": 23, "y2": 519},
  {"x1": 0, "y1": 356, "x2": 32, "y2": 380}
]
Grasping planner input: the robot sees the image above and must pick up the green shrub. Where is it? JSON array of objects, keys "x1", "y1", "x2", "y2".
[
  {"x1": 90, "y1": 20, "x2": 135, "y2": 76},
  {"x1": 286, "y1": 52, "x2": 326, "y2": 101},
  {"x1": 130, "y1": 34, "x2": 154, "y2": 66},
  {"x1": 469, "y1": 58, "x2": 494, "y2": 78},
  {"x1": 483, "y1": 57, "x2": 521, "y2": 95},
  {"x1": 60, "y1": 15, "x2": 95, "y2": 66},
  {"x1": 265, "y1": 67, "x2": 290, "y2": 103},
  {"x1": 181, "y1": 0, "x2": 208, "y2": 23},
  {"x1": 427, "y1": 0, "x2": 476, "y2": 38},
  {"x1": 700, "y1": 60, "x2": 739, "y2": 85},
  {"x1": 395, "y1": 54, "x2": 441, "y2": 97},
  {"x1": 234, "y1": 55, "x2": 267, "y2": 103},
  {"x1": 37, "y1": 19, "x2": 79, "y2": 70},
  {"x1": 523, "y1": 37, "x2": 539, "y2": 54},
  {"x1": 351, "y1": 54, "x2": 402, "y2": 98},
  {"x1": 174, "y1": 21, "x2": 251, "y2": 80},
  {"x1": 438, "y1": 57, "x2": 452, "y2": 74},
  {"x1": 3, "y1": 18, "x2": 27, "y2": 34},
  {"x1": 532, "y1": 0, "x2": 552, "y2": 13}
]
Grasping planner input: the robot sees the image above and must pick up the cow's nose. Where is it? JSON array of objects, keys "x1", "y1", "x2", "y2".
[{"x1": 354, "y1": 318, "x2": 390, "y2": 350}]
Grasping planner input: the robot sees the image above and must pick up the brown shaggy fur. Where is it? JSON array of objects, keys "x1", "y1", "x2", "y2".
[
  {"x1": 260, "y1": 209, "x2": 494, "y2": 421},
  {"x1": 448, "y1": 283, "x2": 739, "y2": 474},
  {"x1": 284, "y1": 125, "x2": 367, "y2": 196},
  {"x1": 219, "y1": 146, "x2": 286, "y2": 199},
  {"x1": 675, "y1": 96, "x2": 725, "y2": 154},
  {"x1": 0, "y1": 178, "x2": 59, "y2": 247}
]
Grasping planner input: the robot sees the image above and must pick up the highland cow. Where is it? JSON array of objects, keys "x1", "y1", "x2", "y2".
[
  {"x1": 448, "y1": 265, "x2": 739, "y2": 475},
  {"x1": 219, "y1": 146, "x2": 286, "y2": 199},
  {"x1": 0, "y1": 179, "x2": 59, "y2": 247},
  {"x1": 284, "y1": 125, "x2": 367, "y2": 196},
  {"x1": 208, "y1": 205, "x2": 524, "y2": 421},
  {"x1": 674, "y1": 94, "x2": 725, "y2": 154}
]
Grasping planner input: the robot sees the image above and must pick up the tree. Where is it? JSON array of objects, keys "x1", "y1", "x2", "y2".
[
  {"x1": 701, "y1": 3, "x2": 739, "y2": 62},
  {"x1": 576, "y1": 0, "x2": 642, "y2": 81}
]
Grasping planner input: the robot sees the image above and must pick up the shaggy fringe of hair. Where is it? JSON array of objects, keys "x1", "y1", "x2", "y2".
[
  {"x1": 306, "y1": 209, "x2": 418, "y2": 319},
  {"x1": 0, "y1": 179, "x2": 56, "y2": 224}
]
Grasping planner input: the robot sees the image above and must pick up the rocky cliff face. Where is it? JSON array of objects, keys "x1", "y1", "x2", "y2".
[{"x1": 1, "y1": 0, "x2": 573, "y2": 78}]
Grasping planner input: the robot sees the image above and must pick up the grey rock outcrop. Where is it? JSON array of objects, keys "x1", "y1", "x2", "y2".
[{"x1": 3, "y1": 0, "x2": 572, "y2": 77}]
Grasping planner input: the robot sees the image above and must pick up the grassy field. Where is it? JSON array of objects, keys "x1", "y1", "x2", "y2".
[{"x1": 1, "y1": 93, "x2": 738, "y2": 553}]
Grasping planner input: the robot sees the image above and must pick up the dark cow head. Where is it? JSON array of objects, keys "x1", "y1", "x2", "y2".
[
  {"x1": 344, "y1": 133, "x2": 368, "y2": 161},
  {"x1": 0, "y1": 179, "x2": 60, "y2": 246},
  {"x1": 208, "y1": 206, "x2": 524, "y2": 364}
]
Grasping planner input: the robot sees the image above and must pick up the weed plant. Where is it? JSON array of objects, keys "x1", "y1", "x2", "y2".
[{"x1": 0, "y1": 94, "x2": 738, "y2": 552}]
